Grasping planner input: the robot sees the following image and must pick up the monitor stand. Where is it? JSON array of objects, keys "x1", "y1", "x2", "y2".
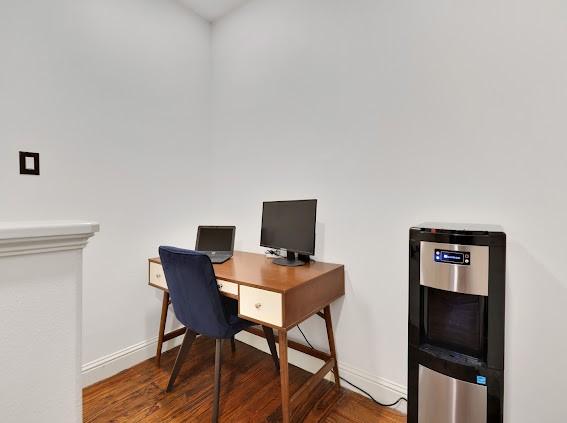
[{"x1": 272, "y1": 251, "x2": 310, "y2": 267}]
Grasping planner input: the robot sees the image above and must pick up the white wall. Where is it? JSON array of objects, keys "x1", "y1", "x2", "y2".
[
  {"x1": 211, "y1": 1, "x2": 567, "y2": 421},
  {"x1": 2, "y1": 250, "x2": 84, "y2": 422},
  {"x1": 0, "y1": 0, "x2": 211, "y2": 375}
]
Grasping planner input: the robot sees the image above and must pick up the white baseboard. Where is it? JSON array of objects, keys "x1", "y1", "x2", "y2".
[
  {"x1": 338, "y1": 361, "x2": 407, "y2": 414},
  {"x1": 81, "y1": 332, "x2": 183, "y2": 388},
  {"x1": 234, "y1": 331, "x2": 407, "y2": 414}
]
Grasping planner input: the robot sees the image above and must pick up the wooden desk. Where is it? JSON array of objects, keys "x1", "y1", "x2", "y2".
[{"x1": 148, "y1": 251, "x2": 345, "y2": 423}]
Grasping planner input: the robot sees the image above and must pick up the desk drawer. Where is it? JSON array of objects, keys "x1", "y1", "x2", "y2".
[
  {"x1": 217, "y1": 280, "x2": 238, "y2": 297},
  {"x1": 149, "y1": 262, "x2": 168, "y2": 290},
  {"x1": 239, "y1": 285, "x2": 282, "y2": 327}
]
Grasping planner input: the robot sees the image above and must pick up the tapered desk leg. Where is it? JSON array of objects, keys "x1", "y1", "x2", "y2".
[
  {"x1": 156, "y1": 291, "x2": 170, "y2": 367},
  {"x1": 324, "y1": 305, "x2": 340, "y2": 389},
  {"x1": 279, "y1": 330, "x2": 290, "y2": 423}
]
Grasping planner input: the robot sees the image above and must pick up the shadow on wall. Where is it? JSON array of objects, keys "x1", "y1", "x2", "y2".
[
  {"x1": 315, "y1": 221, "x2": 325, "y2": 259},
  {"x1": 335, "y1": 268, "x2": 380, "y2": 362},
  {"x1": 287, "y1": 264, "x2": 346, "y2": 353},
  {"x1": 505, "y1": 240, "x2": 566, "y2": 423}
]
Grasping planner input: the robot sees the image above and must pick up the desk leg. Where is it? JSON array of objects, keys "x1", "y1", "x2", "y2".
[
  {"x1": 279, "y1": 330, "x2": 290, "y2": 423},
  {"x1": 324, "y1": 305, "x2": 341, "y2": 389},
  {"x1": 156, "y1": 291, "x2": 170, "y2": 367}
]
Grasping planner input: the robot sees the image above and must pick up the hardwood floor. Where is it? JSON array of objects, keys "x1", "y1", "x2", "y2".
[{"x1": 83, "y1": 337, "x2": 406, "y2": 422}]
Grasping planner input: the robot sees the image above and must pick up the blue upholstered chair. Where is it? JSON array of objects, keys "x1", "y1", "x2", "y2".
[{"x1": 158, "y1": 246, "x2": 279, "y2": 423}]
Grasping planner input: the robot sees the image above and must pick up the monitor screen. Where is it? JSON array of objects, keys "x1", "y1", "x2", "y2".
[
  {"x1": 260, "y1": 200, "x2": 317, "y2": 255},
  {"x1": 196, "y1": 226, "x2": 235, "y2": 252}
]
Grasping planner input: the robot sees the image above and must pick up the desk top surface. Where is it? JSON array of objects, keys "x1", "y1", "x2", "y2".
[{"x1": 150, "y1": 251, "x2": 343, "y2": 293}]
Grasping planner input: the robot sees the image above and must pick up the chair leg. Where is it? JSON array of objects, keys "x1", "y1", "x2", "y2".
[
  {"x1": 212, "y1": 339, "x2": 223, "y2": 423},
  {"x1": 230, "y1": 336, "x2": 236, "y2": 353},
  {"x1": 166, "y1": 330, "x2": 196, "y2": 392},
  {"x1": 262, "y1": 325, "x2": 280, "y2": 372}
]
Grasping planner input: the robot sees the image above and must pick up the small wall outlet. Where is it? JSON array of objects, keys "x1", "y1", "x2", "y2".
[{"x1": 19, "y1": 151, "x2": 40, "y2": 175}]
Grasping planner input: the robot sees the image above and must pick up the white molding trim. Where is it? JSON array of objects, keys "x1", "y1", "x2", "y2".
[
  {"x1": 82, "y1": 332, "x2": 183, "y2": 387},
  {"x1": 0, "y1": 221, "x2": 99, "y2": 257},
  {"x1": 235, "y1": 331, "x2": 407, "y2": 414},
  {"x1": 338, "y1": 362, "x2": 407, "y2": 414}
]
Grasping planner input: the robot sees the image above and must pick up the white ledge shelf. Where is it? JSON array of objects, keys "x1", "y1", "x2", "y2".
[{"x1": 0, "y1": 221, "x2": 100, "y2": 257}]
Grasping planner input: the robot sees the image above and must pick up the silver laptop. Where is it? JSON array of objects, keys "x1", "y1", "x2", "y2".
[{"x1": 195, "y1": 226, "x2": 235, "y2": 264}]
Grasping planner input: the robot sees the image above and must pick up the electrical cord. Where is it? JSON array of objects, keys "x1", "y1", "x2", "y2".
[
  {"x1": 265, "y1": 249, "x2": 317, "y2": 263},
  {"x1": 296, "y1": 325, "x2": 407, "y2": 408},
  {"x1": 265, "y1": 248, "x2": 283, "y2": 257}
]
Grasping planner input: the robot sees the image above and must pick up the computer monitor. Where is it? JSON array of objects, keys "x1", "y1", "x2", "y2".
[{"x1": 260, "y1": 199, "x2": 317, "y2": 267}]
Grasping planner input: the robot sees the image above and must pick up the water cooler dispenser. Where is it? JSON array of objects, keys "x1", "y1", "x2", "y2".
[{"x1": 408, "y1": 223, "x2": 506, "y2": 423}]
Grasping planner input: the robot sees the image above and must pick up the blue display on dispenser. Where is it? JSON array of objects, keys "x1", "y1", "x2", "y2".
[{"x1": 434, "y1": 249, "x2": 470, "y2": 266}]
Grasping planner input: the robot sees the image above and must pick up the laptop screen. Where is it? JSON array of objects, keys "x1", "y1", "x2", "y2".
[{"x1": 196, "y1": 226, "x2": 235, "y2": 252}]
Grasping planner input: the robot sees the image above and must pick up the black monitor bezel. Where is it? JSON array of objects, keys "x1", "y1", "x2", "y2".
[
  {"x1": 195, "y1": 225, "x2": 236, "y2": 253},
  {"x1": 260, "y1": 199, "x2": 317, "y2": 256}
]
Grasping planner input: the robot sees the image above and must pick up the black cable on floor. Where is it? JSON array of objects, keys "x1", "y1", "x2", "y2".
[{"x1": 296, "y1": 325, "x2": 407, "y2": 409}]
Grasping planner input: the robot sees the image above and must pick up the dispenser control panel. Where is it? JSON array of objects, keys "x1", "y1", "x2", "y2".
[{"x1": 435, "y1": 249, "x2": 470, "y2": 265}]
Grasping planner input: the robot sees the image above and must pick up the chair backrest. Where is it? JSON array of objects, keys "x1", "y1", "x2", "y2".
[{"x1": 159, "y1": 246, "x2": 231, "y2": 339}]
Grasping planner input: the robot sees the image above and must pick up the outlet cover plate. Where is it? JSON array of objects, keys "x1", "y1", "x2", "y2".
[{"x1": 19, "y1": 151, "x2": 40, "y2": 175}]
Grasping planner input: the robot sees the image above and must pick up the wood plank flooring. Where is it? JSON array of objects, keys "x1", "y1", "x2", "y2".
[{"x1": 83, "y1": 337, "x2": 406, "y2": 422}]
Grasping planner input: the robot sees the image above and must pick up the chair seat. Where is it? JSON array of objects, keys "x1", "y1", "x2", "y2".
[{"x1": 221, "y1": 296, "x2": 255, "y2": 338}]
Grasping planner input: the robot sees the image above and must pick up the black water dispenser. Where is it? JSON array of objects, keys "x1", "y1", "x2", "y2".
[{"x1": 408, "y1": 223, "x2": 506, "y2": 423}]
